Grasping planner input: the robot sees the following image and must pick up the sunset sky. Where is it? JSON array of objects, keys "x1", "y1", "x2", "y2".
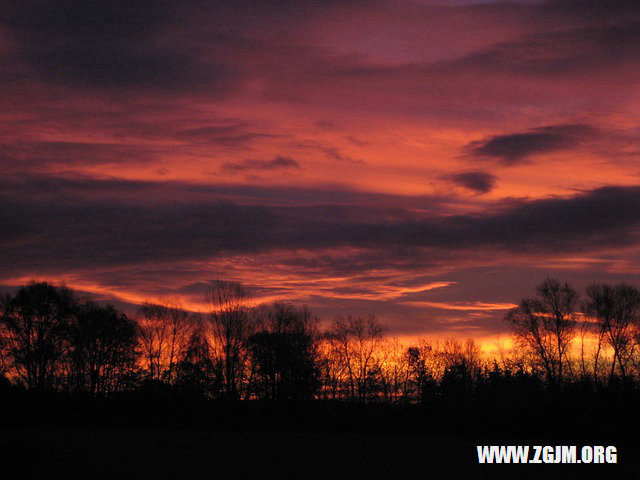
[{"x1": 2, "y1": 1, "x2": 640, "y2": 344}]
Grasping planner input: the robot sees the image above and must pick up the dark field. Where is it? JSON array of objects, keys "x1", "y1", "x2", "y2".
[
  {"x1": 3, "y1": 390, "x2": 640, "y2": 479},
  {"x1": 2, "y1": 426, "x2": 638, "y2": 479}
]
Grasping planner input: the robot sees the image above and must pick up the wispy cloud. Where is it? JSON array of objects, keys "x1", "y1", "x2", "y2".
[
  {"x1": 401, "y1": 301, "x2": 518, "y2": 311},
  {"x1": 221, "y1": 156, "x2": 301, "y2": 173}
]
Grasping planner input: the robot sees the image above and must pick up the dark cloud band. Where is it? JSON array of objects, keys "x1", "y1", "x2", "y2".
[{"x1": 2, "y1": 177, "x2": 639, "y2": 277}]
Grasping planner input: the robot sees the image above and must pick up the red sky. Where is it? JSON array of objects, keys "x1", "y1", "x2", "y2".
[{"x1": 2, "y1": 1, "x2": 640, "y2": 343}]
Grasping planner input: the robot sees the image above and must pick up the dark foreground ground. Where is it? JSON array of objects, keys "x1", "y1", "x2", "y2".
[
  {"x1": 3, "y1": 386, "x2": 640, "y2": 479},
  {"x1": 1, "y1": 426, "x2": 638, "y2": 480}
]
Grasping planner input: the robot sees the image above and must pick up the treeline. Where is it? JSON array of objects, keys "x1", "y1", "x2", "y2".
[{"x1": 2, "y1": 278, "x2": 640, "y2": 405}]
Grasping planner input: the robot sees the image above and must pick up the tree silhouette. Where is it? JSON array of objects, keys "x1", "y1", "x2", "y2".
[
  {"x1": 68, "y1": 301, "x2": 138, "y2": 394},
  {"x1": 205, "y1": 280, "x2": 253, "y2": 400},
  {"x1": 584, "y1": 283, "x2": 640, "y2": 384},
  {"x1": 405, "y1": 346, "x2": 436, "y2": 404},
  {"x1": 138, "y1": 300, "x2": 194, "y2": 382},
  {"x1": 3, "y1": 276, "x2": 640, "y2": 419},
  {"x1": 505, "y1": 278, "x2": 578, "y2": 388},
  {"x1": 0, "y1": 281, "x2": 76, "y2": 390},
  {"x1": 328, "y1": 314, "x2": 385, "y2": 402},
  {"x1": 248, "y1": 303, "x2": 319, "y2": 400},
  {"x1": 175, "y1": 322, "x2": 222, "y2": 398},
  {"x1": 440, "y1": 360, "x2": 474, "y2": 406}
]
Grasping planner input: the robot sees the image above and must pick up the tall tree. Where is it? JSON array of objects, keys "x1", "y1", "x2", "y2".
[
  {"x1": 175, "y1": 321, "x2": 222, "y2": 398},
  {"x1": 68, "y1": 301, "x2": 138, "y2": 394},
  {"x1": 137, "y1": 300, "x2": 194, "y2": 382},
  {"x1": 328, "y1": 314, "x2": 385, "y2": 402},
  {"x1": 0, "y1": 281, "x2": 76, "y2": 390},
  {"x1": 584, "y1": 283, "x2": 640, "y2": 383},
  {"x1": 248, "y1": 303, "x2": 319, "y2": 400},
  {"x1": 505, "y1": 278, "x2": 578, "y2": 388},
  {"x1": 404, "y1": 345, "x2": 436, "y2": 404},
  {"x1": 205, "y1": 280, "x2": 253, "y2": 399}
]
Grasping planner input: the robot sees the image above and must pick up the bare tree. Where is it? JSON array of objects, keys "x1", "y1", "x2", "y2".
[
  {"x1": 377, "y1": 339, "x2": 402, "y2": 402},
  {"x1": 577, "y1": 310, "x2": 607, "y2": 384},
  {"x1": 317, "y1": 335, "x2": 345, "y2": 400},
  {"x1": 164, "y1": 300, "x2": 194, "y2": 383},
  {"x1": 204, "y1": 280, "x2": 253, "y2": 400},
  {"x1": 505, "y1": 278, "x2": 578, "y2": 388},
  {"x1": 327, "y1": 314, "x2": 385, "y2": 402},
  {"x1": 137, "y1": 299, "x2": 194, "y2": 382},
  {"x1": 440, "y1": 338, "x2": 482, "y2": 377},
  {"x1": 584, "y1": 283, "x2": 640, "y2": 384}
]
